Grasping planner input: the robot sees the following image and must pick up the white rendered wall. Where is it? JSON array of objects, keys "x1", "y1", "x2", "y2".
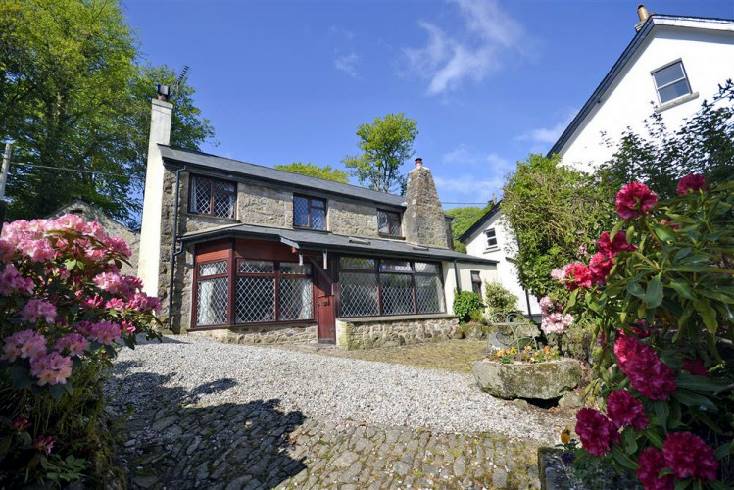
[
  {"x1": 463, "y1": 212, "x2": 540, "y2": 317},
  {"x1": 442, "y1": 260, "x2": 498, "y2": 315},
  {"x1": 561, "y1": 25, "x2": 734, "y2": 171},
  {"x1": 137, "y1": 98, "x2": 172, "y2": 296}
]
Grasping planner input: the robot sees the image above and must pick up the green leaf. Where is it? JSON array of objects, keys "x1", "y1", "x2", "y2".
[
  {"x1": 566, "y1": 289, "x2": 578, "y2": 310},
  {"x1": 645, "y1": 275, "x2": 663, "y2": 309},
  {"x1": 644, "y1": 429, "x2": 663, "y2": 448},
  {"x1": 653, "y1": 401, "x2": 670, "y2": 428},
  {"x1": 672, "y1": 390, "x2": 718, "y2": 412},
  {"x1": 693, "y1": 300, "x2": 718, "y2": 333},
  {"x1": 676, "y1": 372, "x2": 730, "y2": 393},
  {"x1": 673, "y1": 247, "x2": 692, "y2": 262},
  {"x1": 611, "y1": 446, "x2": 638, "y2": 470},
  {"x1": 652, "y1": 224, "x2": 676, "y2": 242},
  {"x1": 7, "y1": 365, "x2": 33, "y2": 389},
  {"x1": 627, "y1": 281, "x2": 645, "y2": 299},
  {"x1": 622, "y1": 429, "x2": 638, "y2": 454},
  {"x1": 674, "y1": 479, "x2": 691, "y2": 490},
  {"x1": 667, "y1": 279, "x2": 695, "y2": 301},
  {"x1": 714, "y1": 441, "x2": 731, "y2": 460}
]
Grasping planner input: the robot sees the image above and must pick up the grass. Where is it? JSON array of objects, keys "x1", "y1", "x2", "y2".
[{"x1": 333, "y1": 340, "x2": 487, "y2": 373}]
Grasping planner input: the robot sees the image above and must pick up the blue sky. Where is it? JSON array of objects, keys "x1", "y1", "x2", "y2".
[{"x1": 122, "y1": 0, "x2": 733, "y2": 207}]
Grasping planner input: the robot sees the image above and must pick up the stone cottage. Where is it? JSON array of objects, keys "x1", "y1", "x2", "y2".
[{"x1": 137, "y1": 89, "x2": 497, "y2": 349}]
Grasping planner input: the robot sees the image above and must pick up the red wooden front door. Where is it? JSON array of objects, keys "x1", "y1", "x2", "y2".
[{"x1": 313, "y1": 259, "x2": 336, "y2": 343}]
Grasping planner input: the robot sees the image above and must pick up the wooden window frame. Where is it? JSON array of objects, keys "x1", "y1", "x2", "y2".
[
  {"x1": 293, "y1": 194, "x2": 327, "y2": 231},
  {"x1": 193, "y1": 256, "x2": 231, "y2": 328},
  {"x1": 485, "y1": 228, "x2": 498, "y2": 248},
  {"x1": 377, "y1": 209, "x2": 403, "y2": 238},
  {"x1": 337, "y1": 256, "x2": 445, "y2": 318},
  {"x1": 189, "y1": 174, "x2": 236, "y2": 219}
]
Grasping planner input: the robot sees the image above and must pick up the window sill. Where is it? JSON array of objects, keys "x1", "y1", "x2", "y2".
[
  {"x1": 186, "y1": 213, "x2": 238, "y2": 224},
  {"x1": 654, "y1": 92, "x2": 699, "y2": 113},
  {"x1": 190, "y1": 319, "x2": 315, "y2": 331},
  {"x1": 484, "y1": 246, "x2": 500, "y2": 253},
  {"x1": 293, "y1": 225, "x2": 329, "y2": 233},
  {"x1": 337, "y1": 313, "x2": 454, "y2": 323},
  {"x1": 378, "y1": 233, "x2": 406, "y2": 240}
]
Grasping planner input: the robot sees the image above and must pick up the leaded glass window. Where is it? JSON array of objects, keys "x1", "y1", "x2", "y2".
[
  {"x1": 378, "y1": 210, "x2": 402, "y2": 237},
  {"x1": 293, "y1": 195, "x2": 326, "y2": 230},
  {"x1": 196, "y1": 260, "x2": 228, "y2": 326},
  {"x1": 190, "y1": 175, "x2": 236, "y2": 218}
]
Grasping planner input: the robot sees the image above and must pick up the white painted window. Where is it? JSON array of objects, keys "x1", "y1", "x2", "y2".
[
  {"x1": 485, "y1": 228, "x2": 498, "y2": 248},
  {"x1": 652, "y1": 60, "x2": 692, "y2": 104}
]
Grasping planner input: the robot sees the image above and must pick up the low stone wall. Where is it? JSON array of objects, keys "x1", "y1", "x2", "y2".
[
  {"x1": 189, "y1": 324, "x2": 317, "y2": 345},
  {"x1": 335, "y1": 315, "x2": 460, "y2": 350}
]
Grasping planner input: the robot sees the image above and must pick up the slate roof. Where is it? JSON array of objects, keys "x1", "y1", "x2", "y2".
[
  {"x1": 548, "y1": 13, "x2": 734, "y2": 157},
  {"x1": 180, "y1": 222, "x2": 497, "y2": 265},
  {"x1": 159, "y1": 145, "x2": 406, "y2": 208}
]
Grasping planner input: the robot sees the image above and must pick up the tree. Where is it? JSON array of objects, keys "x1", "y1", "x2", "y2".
[
  {"x1": 0, "y1": 0, "x2": 213, "y2": 227},
  {"x1": 445, "y1": 203, "x2": 494, "y2": 252},
  {"x1": 501, "y1": 154, "x2": 614, "y2": 298},
  {"x1": 274, "y1": 162, "x2": 349, "y2": 184},
  {"x1": 342, "y1": 113, "x2": 417, "y2": 193}
]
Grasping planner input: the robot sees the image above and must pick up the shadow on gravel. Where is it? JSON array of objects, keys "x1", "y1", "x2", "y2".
[{"x1": 110, "y1": 370, "x2": 306, "y2": 489}]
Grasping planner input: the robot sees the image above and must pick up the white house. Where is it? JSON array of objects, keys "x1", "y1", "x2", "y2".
[{"x1": 461, "y1": 6, "x2": 734, "y2": 318}]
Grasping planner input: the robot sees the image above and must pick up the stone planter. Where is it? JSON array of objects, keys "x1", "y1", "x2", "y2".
[{"x1": 472, "y1": 358, "x2": 582, "y2": 400}]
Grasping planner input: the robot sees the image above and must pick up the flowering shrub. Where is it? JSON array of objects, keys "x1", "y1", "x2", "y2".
[
  {"x1": 539, "y1": 295, "x2": 573, "y2": 335},
  {"x1": 488, "y1": 344, "x2": 560, "y2": 364},
  {"x1": 558, "y1": 177, "x2": 733, "y2": 488},
  {"x1": 0, "y1": 215, "x2": 160, "y2": 486}
]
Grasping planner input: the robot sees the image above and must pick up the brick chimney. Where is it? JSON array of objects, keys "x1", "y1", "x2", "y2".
[
  {"x1": 137, "y1": 86, "x2": 172, "y2": 297},
  {"x1": 403, "y1": 158, "x2": 449, "y2": 249}
]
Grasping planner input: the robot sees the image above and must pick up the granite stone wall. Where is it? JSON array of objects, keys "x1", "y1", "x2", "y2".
[
  {"x1": 188, "y1": 324, "x2": 318, "y2": 345},
  {"x1": 403, "y1": 167, "x2": 450, "y2": 249},
  {"x1": 328, "y1": 200, "x2": 380, "y2": 238},
  {"x1": 335, "y1": 315, "x2": 460, "y2": 350}
]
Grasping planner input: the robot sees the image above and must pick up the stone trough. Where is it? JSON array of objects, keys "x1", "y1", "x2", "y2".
[{"x1": 472, "y1": 358, "x2": 582, "y2": 400}]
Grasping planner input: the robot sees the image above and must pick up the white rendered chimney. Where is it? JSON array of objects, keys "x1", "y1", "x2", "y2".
[{"x1": 137, "y1": 87, "x2": 172, "y2": 297}]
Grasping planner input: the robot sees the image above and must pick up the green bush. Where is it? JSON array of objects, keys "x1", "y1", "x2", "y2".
[
  {"x1": 483, "y1": 281, "x2": 519, "y2": 318},
  {"x1": 453, "y1": 290, "x2": 484, "y2": 323}
]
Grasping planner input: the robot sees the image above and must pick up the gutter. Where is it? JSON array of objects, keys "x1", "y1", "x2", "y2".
[{"x1": 168, "y1": 168, "x2": 185, "y2": 331}]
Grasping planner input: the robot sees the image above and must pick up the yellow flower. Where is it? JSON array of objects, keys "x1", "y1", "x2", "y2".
[{"x1": 561, "y1": 427, "x2": 571, "y2": 445}]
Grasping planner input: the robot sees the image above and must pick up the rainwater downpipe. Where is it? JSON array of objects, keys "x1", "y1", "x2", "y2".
[
  {"x1": 453, "y1": 260, "x2": 461, "y2": 293},
  {"x1": 168, "y1": 167, "x2": 185, "y2": 331}
]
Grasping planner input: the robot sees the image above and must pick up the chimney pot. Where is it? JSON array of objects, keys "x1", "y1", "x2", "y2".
[
  {"x1": 637, "y1": 4, "x2": 650, "y2": 23},
  {"x1": 156, "y1": 83, "x2": 170, "y2": 101},
  {"x1": 415, "y1": 157, "x2": 423, "y2": 169}
]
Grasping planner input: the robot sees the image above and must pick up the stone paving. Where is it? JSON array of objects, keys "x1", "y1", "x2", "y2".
[{"x1": 108, "y1": 341, "x2": 565, "y2": 489}]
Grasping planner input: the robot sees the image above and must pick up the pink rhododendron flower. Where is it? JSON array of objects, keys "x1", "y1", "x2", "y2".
[
  {"x1": 21, "y1": 299, "x2": 57, "y2": 324},
  {"x1": 80, "y1": 294, "x2": 104, "y2": 310},
  {"x1": 682, "y1": 358, "x2": 708, "y2": 376},
  {"x1": 126, "y1": 292, "x2": 161, "y2": 313},
  {"x1": 588, "y1": 252, "x2": 613, "y2": 285},
  {"x1": 54, "y1": 333, "x2": 89, "y2": 357},
  {"x1": 105, "y1": 298, "x2": 126, "y2": 311},
  {"x1": 561, "y1": 262, "x2": 592, "y2": 290},
  {"x1": 606, "y1": 390, "x2": 648, "y2": 430},
  {"x1": 637, "y1": 447, "x2": 673, "y2": 490},
  {"x1": 0, "y1": 238, "x2": 13, "y2": 262},
  {"x1": 615, "y1": 182, "x2": 658, "y2": 220},
  {"x1": 121, "y1": 320, "x2": 136, "y2": 335},
  {"x1": 614, "y1": 335, "x2": 676, "y2": 400},
  {"x1": 30, "y1": 352, "x2": 73, "y2": 385},
  {"x1": 575, "y1": 408, "x2": 619, "y2": 457},
  {"x1": 550, "y1": 268, "x2": 565, "y2": 281},
  {"x1": 676, "y1": 173, "x2": 706, "y2": 196},
  {"x1": 0, "y1": 264, "x2": 34, "y2": 295},
  {"x1": 598, "y1": 231, "x2": 636, "y2": 255},
  {"x1": 93, "y1": 272, "x2": 142, "y2": 298},
  {"x1": 662, "y1": 432, "x2": 718, "y2": 480},
  {"x1": 88, "y1": 321, "x2": 122, "y2": 345},
  {"x1": 32, "y1": 435, "x2": 55, "y2": 455},
  {"x1": 539, "y1": 296, "x2": 573, "y2": 334},
  {"x1": 2, "y1": 329, "x2": 47, "y2": 362}
]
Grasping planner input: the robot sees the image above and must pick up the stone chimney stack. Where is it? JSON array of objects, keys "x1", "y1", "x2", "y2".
[
  {"x1": 137, "y1": 85, "x2": 173, "y2": 297},
  {"x1": 403, "y1": 158, "x2": 449, "y2": 249}
]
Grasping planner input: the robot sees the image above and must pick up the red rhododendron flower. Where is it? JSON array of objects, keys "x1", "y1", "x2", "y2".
[
  {"x1": 676, "y1": 173, "x2": 706, "y2": 196},
  {"x1": 615, "y1": 182, "x2": 658, "y2": 220},
  {"x1": 606, "y1": 390, "x2": 649, "y2": 430},
  {"x1": 637, "y1": 447, "x2": 673, "y2": 490},
  {"x1": 598, "y1": 231, "x2": 636, "y2": 255},
  {"x1": 575, "y1": 408, "x2": 619, "y2": 456},
  {"x1": 683, "y1": 358, "x2": 708, "y2": 376},
  {"x1": 589, "y1": 252, "x2": 614, "y2": 285},
  {"x1": 11, "y1": 416, "x2": 30, "y2": 432},
  {"x1": 562, "y1": 262, "x2": 592, "y2": 290},
  {"x1": 614, "y1": 335, "x2": 676, "y2": 400},
  {"x1": 662, "y1": 432, "x2": 718, "y2": 480}
]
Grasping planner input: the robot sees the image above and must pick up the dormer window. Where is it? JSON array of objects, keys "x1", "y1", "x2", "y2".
[
  {"x1": 485, "y1": 228, "x2": 498, "y2": 249},
  {"x1": 653, "y1": 60, "x2": 691, "y2": 104},
  {"x1": 190, "y1": 175, "x2": 236, "y2": 219},
  {"x1": 293, "y1": 195, "x2": 326, "y2": 230},
  {"x1": 378, "y1": 209, "x2": 402, "y2": 237}
]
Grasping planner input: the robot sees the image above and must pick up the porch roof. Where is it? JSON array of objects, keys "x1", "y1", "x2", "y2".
[{"x1": 180, "y1": 223, "x2": 497, "y2": 265}]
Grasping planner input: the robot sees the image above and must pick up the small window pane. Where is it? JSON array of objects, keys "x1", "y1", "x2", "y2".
[
  {"x1": 416, "y1": 275, "x2": 445, "y2": 314},
  {"x1": 486, "y1": 228, "x2": 498, "y2": 247},
  {"x1": 239, "y1": 260, "x2": 274, "y2": 273},
  {"x1": 381, "y1": 273, "x2": 415, "y2": 315},
  {"x1": 280, "y1": 263, "x2": 312, "y2": 275},
  {"x1": 471, "y1": 271, "x2": 481, "y2": 282},
  {"x1": 280, "y1": 277, "x2": 313, "y2": 320},
  {"x1": 311, "y1": 199, "x2": 325, "y2": 209},
  {"x1": 658, "y1": 79, "x2": 690, "y2": 103},
  {"x1": 378, "y1": 210, "x2": 401, "y2": 236},
  {"x1": 293, "y1": 197, "x2": 309, "y2": 227},
  {"x1": 192, "y1": 177, "x2": 212, "y2": 214},
  {"x1": 380, "y1": 260, "x2": 412, "y2": 272},
  {"x1": 311, "y1": 207, "x2": 326, "y2": 230},
  {"x1": 339, "y1": 271, "x2": 379, "y2": 316},
  {"x1": 235, "y1": 277, "x2": 274, "y2": 322},
  {"x1": 199, "y1": 261, "x2": 227, "y2": 276},
  {"x1": 197, "y1": 277, "x2": 228, "y2": 325},
  {"x1": 415, "y1": 262, "x2": 438, "y2": 273},
  {"x1": 340, "y1": 257, "x2": 375, "y2": 270},
  {"x1": 212, "y1": 181, "x2": 235, "y2": 218},
  {"x1": 653, "y1": 62, "x2": 685, "y2": 87}
]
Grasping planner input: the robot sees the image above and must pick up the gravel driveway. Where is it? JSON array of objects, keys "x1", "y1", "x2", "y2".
[{"x1": 109, "y1": 336, "x2": 567, "y2": 444}]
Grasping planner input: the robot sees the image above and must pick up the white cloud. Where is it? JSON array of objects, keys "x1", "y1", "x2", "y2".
[
  {"x1": 403, "y1": 0, "x2": 523, "y2": 95},
  {"x1": 518, "y1": 111, "x2": 577, "y2": 145},
  {"x1": 334, "y1": 53, "x2": 360, "y2": 78},
  {"x1": 434, "y1": 174, "x2": 504, "y2": 202}
]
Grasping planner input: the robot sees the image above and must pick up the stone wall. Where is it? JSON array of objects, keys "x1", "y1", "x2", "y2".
[
  {"x1": 236, "y1": 181, "x2": 292, "y2": 228},
  {"x1": 328, "y1": 200, "x2": 379, "y2": 237},
  {"x1": 335, "y1": 315, "x2": 460, "y2": 350},
  {"x1": 403, "y1": 167, "x2": 450, "y2": 249},
  {"x1": 189, "y1": 324, "x2": 317, "y2": 345}
]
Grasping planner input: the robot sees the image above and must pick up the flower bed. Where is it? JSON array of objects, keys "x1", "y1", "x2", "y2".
[{"x1": 0, "y1": 216, "x2": 160, "y2": 486}]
